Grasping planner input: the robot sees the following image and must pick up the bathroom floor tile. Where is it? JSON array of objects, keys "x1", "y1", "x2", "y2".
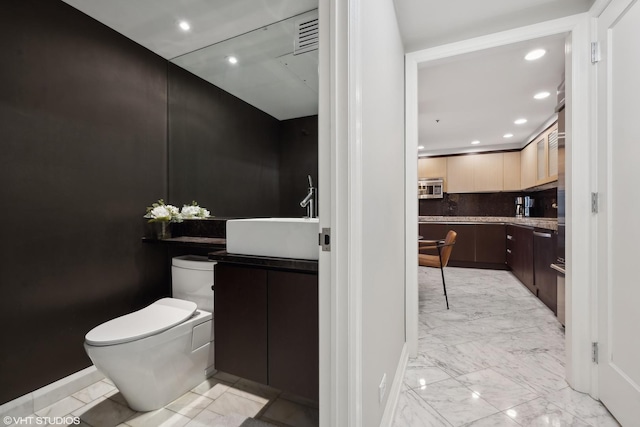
[
  {"x1": 463, "y1": 412, "x2": 520, "y2": 426},
  {"x1": 544, "y1": 387, "x2": 621, "y2": 426},
  {"x1": 35, "y1": 396, "x2": 85, "y2": 419},
  {"x1": 212, "y1": 371, "x2": 241, "y2": 384},
  {"x1": 191, "y1": 378, "x2": 232, "y2": 401},
  {"x1": 392, "y1": 388, "x2": 452, "y2": 427},
  {"x1": 206, "y1": 392, "x2": 267, "y2": 418},
  {"x1": 72, "y1": 380, "x2": 116, "y2": 404},
  {"x1": 165, "y1": 392, "x2": 213, "y2": 419},
  {"x1": 455, "y1": 368, "x2": 539, "y2": 411},
  {"x1": 260, "y1": 398, "x2": 319, "y2": 427},
  {"x1": 183, "y1": 409, "x2": 226, "y2": 427},
  {"x1": 227, "y1": 379, "x2": 279, "y2": 404},
  {"x1": 505, "y1": 397, "x2": 593, "y2": 426},
  {"x1": 72, "y1": 396, "x2": 136, "y2": 427},
  {"x1": 124, "y1": 408, "x2": 191, "y2": 427}
]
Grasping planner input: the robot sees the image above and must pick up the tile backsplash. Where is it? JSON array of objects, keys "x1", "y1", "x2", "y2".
[{"x1": 419, "y1": 188, "x2": 558, "y2": 218}]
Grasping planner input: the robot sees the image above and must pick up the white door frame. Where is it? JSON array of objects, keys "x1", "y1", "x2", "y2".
[
  {"x1": 404, "y1": 13, "x2": 596, "y2": 394},
  {"x1": 319, "y1": 0, "x2": 363, "y2": 425}
]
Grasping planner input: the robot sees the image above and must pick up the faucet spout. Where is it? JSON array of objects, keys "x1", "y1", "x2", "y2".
[{"x1": 300, "y1": 175, "x2": 317, "y2": 218}]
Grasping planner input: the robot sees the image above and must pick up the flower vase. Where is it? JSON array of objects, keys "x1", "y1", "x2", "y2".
[{"x1": 153, "y1": 221, "x2": 172, "y2": 240}]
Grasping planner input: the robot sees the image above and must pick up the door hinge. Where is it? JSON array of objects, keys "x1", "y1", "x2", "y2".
[
  {"x1": 319, "y1": 228, "x2": 331, "y2": 251},
  {"x1": 591, "y1": 42, "x2": 601, "y2": 64},
  {"x1": 591, "y1": 192, "x2": 599, "y2": 214},
  {"x1": 592, "y1": 342, "x2": 599, "y2": 364}
]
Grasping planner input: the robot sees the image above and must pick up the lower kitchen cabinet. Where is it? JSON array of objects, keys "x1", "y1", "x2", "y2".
[
  {"x1": 506, "y1": 225, "x2": 535, "y2": 294},
  {"x1": 214, "y1": 263, "x2": 319, "y2": 401},
  {"x1": 419, "y1": 223, "x2": 506, "y2": 268},
  {"x1": 533, "y1": 229, "x2": 558, "y2": 314}
]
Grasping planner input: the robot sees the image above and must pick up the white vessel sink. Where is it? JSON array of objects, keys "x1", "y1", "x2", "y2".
[{"x1": 226, "y1": 218, "x2": 319, "y2": 260}]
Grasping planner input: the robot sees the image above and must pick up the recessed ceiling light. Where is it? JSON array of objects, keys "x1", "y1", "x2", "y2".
[
  {"x1": 503, "y1": 133, "x2": 514, "y2": 138},
  {"x1": 525, "y1": 49, "x2": 546, "y2": 61},
  {"x1": 534, "y1": 91, "x2": 550, "y2": 99},
  {"x1": 178, "y1": 21, "x2": 191, "y2": 31},
  {"x1": 418, "y1": 145, "x2": 425, "y2": 150},
  {"x1": 227, "y1": 56, "x2": 238, "y2": 65},
  {"x1": 471, "y1": 140, "x2": 480, "y2": 145},
  {"x1": 514, "y1": 118, "x2": 527, "y2": 125}
]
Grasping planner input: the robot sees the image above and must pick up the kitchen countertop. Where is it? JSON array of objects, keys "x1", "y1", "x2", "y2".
[
  {"x1": 208, "y1": 250, "x2": 318, "y2": 273},
  {"x1": 418, "y1": 216, "x2": 558, "y2": 231}
]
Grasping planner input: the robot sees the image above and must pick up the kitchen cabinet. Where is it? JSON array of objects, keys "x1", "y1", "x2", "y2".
[
  {"x1": 503, "y1": 152, "x2": 521, "y2": 191},
  {"x1": 419, "y1": 223, "x2": 506, "y2": 268},
  {"x1": 506, "y1": 225, "x2": 535, "y2": 294},
  {"x1": 533, "y1": 229, "x2": 558, "y2": 314},
  {"x1": 536, "y1": 123, "x2": 559, "y2": 186},
  {"x1": 474, "y1": 153, "x2": 504, "y2": 192},
  {"x1": 520, "y1": 142, "x2": 537, "y2": 190},
  {"x1": 215, "y1": 263, "x2": 319, "y2": 401},
  {"x1": 418, "y1": 157, "x2": 448, "y2": 191},
  {"x1": 446, "y1": 155, "x2": 475, "y2": 193}
]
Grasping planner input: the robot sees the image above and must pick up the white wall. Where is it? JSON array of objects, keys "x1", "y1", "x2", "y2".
[{"x1": 359, "y1": 0, "x2": 407, "y2": 425}]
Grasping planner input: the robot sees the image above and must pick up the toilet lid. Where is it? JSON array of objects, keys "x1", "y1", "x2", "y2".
[{"x1": 85, "y1": 298, "x2": 197, "y2": 346}]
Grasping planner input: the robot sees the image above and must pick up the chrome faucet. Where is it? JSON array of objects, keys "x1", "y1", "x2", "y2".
[{"x1": 300, "y1": 175, "x2": 317, "y2": 218}]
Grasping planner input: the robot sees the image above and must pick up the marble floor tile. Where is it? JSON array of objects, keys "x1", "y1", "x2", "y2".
[
  {"x1": 35, "y1": 396, "x2": 86, "y2": 419},
  {"x1": 392, "y1": 388, "x2": 452, "y2": 427},
  {"x1": 165, "y1": 391, "x2": 213, "y2": 418},
  {"x1": 206, "y1": 392, "x2": 267, "y2": 418},
  {"x1": 463, "y1": 412, "x2": 520, "y2": 426},
  {"x1": 191, "y1": 378, "x2": 232, "y2": 401},
  {"x1": 412, "y1": 378, "x2": 499, "y2": 426},
  {"x1": 505, "y1": 397, "x2": 593, "y2": 426},
  {"x1": 72, "y1": 380, "x2": 116, "y2": 404},
  {"x1": 184, "y1": 410, "x2": 241, "y2": 427},
  {"x1": 72, "y1": 396, "x2": 136, "y2": 427},
  {"x1": 261, "y1": 398, "x2": 319, "y2": 427},
  {"x1": 124, "y1": 408, "x2": 191, "y2": 427},
  {"x1": 403, "y1": 365, "x2": 451, "y2": 390},
  {"x1": 545, "y1": 387, "x2": 621, "y2": 427},
  {"x1": 455, "y1": 368, "x2": 539, "y2": 411}
]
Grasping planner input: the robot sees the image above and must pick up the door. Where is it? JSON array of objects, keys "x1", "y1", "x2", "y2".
[{"x1": 596, "y1": 0, "x2": 640, "y2": 424}]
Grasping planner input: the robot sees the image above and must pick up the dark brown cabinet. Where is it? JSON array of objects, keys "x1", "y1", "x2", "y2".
[
  {"x1": 419, "y1": 223, "x2": 506, "y2": 268},
  {"x1": 506, "y1": 225, "x2": 535, "y2": 295},
  {"x1": 533, "y1": 229, "x2": 558, "y2": 314},
  {"x1": 214, "y1": 263, "x2": 319, "y2": 401}
]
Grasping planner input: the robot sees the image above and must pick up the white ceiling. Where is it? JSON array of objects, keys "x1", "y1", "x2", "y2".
[
  {"x1": 418, "y1": 35, "x2": 566, "y2": 156},
  {"x1": 393, "y1": 0, "x2": 594, "y2": 52}
]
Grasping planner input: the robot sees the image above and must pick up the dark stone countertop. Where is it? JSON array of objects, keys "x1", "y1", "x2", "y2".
[
  {"x1": 208, "y1": 250, "x2": 318, "y2": 273},
  {"x1": 142, "y1": 236, "x2": 227, "y2": 249}
]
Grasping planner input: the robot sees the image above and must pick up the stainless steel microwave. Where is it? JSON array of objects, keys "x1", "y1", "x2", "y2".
[{"x1": 418, "y1": 178, "x2": 444, "y2": 199}]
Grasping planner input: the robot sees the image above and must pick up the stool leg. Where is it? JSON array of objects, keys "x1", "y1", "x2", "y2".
[{"x1": 437, "y1": 246, "x2": 449, "y2": 310}]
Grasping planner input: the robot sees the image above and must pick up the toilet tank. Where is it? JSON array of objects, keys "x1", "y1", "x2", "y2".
[{"x1": 171, "y1": 255, "x2": 216, "y2": 313}]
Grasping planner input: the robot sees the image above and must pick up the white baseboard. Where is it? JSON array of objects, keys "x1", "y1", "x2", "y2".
[
  {"x1": 379, "y1": 343, "x2": 408, "y2": 427},
  {"x1": 0, "y1": 366, "x2": 104, "y2": 419}
]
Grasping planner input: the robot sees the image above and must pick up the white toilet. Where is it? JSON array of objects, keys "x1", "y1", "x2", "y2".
[{"x1": 84, "y1": 255, "x2": 216, "y2": 412}]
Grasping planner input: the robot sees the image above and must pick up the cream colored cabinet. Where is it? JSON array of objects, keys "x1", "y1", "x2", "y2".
[
  {"x1": 503, "y1": 152, "x2": 521, "y2": 191},
  {"x1": 536, "y1": 123, "x2": 559, "y2": 185},
  {"x1": 447, "y1": 153, "x2": 504, "y2": 193},
  {"x1": 418, "y1": 157, "x2": 448, "y2": 191},
  {"x1": 521, "y1": 141, "x2": 537, "y2": 189},
  {"x1": 446, "y1": 155, "x2": 475, "y2": 193},
  {"x1": 474, "y1": 153, "x2": 504, "y2": 192}
]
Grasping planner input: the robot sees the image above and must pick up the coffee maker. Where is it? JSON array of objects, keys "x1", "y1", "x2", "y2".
[
  {"x1": 515, "y1": 197, "x2": 524, "y2": 218},
  {"x1": 524, "y1": 196, "x2": 534, "y2": 217}
]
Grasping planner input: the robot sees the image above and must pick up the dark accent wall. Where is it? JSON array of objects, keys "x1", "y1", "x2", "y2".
[
  {"x1": 279, "y1": 116, "x2": 319, "y2": 217},
  {"x1": 168, "y1": 64, "x2": 281, "y2": 217},
  {"x1": 419, "y1": 188, "x2": 558, "y2": 218},
  {"x1": 0, "y1": 0, "x2": 170, "y2": 404}
]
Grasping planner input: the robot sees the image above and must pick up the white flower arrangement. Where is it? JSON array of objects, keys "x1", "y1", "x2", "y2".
[
  {"x1": 144, "y1": 199, "x2": 183, "y2": 223},
  {"x1": 180, "y1": 201, "x2": 211, "y2": 219},
  {"x1": 144, "y1": 199, "x2": 211, "y2": 223}
]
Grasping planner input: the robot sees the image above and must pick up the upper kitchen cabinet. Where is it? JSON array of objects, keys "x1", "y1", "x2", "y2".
[
  {"x1": 447, "y1": 153, "x2": 504, "y2": 193},
  {"x1": 522, "y1": 122, "x2": 558, "y2": 189},
  {"x1": 418, "y1": 157, "x2": 448, "y2": 191},
  {"x1": 503, "y1": 152, "x2": 521, "y2": 191}
]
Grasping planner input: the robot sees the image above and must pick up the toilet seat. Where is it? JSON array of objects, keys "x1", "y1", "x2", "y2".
[{"x1": 85, "y1": 298, "x2": 197, "y2": 346}]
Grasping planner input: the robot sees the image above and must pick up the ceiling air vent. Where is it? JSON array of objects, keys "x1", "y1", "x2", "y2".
[{"x1": 294, "y1": 14, "x2": 319, "y2": 55}]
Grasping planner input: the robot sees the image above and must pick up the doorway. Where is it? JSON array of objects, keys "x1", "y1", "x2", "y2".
[{"x1": 405, "y1": 13, "x2": 594, "y2": 395}]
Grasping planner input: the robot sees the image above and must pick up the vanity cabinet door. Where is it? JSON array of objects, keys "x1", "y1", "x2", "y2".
[
  {"x1": 268, "y1": 270, "x2": 319, "y2": 401},
  {"x1": 214, "y1": 264, "x2": 268, "y2": 384}
]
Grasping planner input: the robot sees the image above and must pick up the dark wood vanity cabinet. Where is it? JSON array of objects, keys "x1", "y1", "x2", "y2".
[
  {"x1": 214, "y1": 263, "x2": 318, "y2": 401},
  {"x1": 214, "y1": 265, "x2": 268, "y2": 384}
]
